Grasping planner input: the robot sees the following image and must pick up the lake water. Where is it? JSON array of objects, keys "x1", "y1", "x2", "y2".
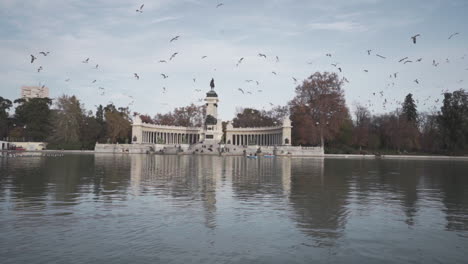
[{"x1": 1, "y1": 154, "x2": 467, "y2": 263}]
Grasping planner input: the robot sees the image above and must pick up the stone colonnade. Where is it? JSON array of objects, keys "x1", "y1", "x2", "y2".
[
  {"x1": 225, "y1": 125, "x2": 289, "y2": 146},
  {"x1": 133, "y1": 121, "x2": 203, "y2": 145}
]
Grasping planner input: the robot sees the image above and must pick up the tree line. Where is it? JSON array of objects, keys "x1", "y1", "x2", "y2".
[{"x1": 1, "y1": 71, "x2": 467, "y2": 154}]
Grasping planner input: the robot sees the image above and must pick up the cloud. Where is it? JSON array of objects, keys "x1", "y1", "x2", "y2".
[{"x1": 308, "y1": 21, "x2": 368, "y2": 32}]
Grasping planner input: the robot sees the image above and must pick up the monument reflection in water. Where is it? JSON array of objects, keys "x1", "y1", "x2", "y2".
[{"x1": 1, "y1": 154, "x2": 467, "y2": 263}]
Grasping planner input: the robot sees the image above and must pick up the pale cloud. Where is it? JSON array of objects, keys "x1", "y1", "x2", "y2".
[{"x1": 308, "y1": 21, "x2": 368, "y2": 32}]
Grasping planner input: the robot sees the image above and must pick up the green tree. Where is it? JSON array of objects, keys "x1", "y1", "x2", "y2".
[
  {"x1": 104, "y1": 104, "x2": 132, "y2": 143},
  {"x1": 0, "y1": 96, "x2": 13, "y2": 140},
  {"x1": 438, "y1": 89, "x2": 468, "y2": 152},
  {"x1": 49, "y1": 95, "x2": 84, "y2": 147},
  {"x1": 14, "y1": 97, "x2": 52, "y2": 141},
  {"x1": 402, "y1": 93, "x2": 418, "y2": 122},
  {"x1": 232, "y1": 108, "x2": 276, "y2": 128}
]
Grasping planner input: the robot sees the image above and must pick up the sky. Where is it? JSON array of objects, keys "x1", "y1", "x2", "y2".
[{"x1": 0, "y1": 0, "x2": 467, "y2": 120}]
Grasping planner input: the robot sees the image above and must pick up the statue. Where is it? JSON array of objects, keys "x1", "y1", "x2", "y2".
[{"x1": 210, "y1": 78, "x2": 215, "y2": 90}]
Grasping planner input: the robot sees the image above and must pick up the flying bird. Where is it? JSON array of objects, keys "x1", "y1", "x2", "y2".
[
  {"x1": 416, "y1": 58, "x2": 422, "y2": 62},
  {"x1": 376, "y1": 54, "x2": 386, "y2": 59},
  {"x1": 331, "y1": 63, "x2": 338, "y2": 67},
  {"x1": 343, "y1": 77, "x2": 349, "y2": 83},
  {"x1": 404, "y1": 60, "x2": 413, "y2": 64},
  {"x1": 237, "y1": 88, "x2": 244, "y2": 94},
  {"x1": 92, "y1": 80, "x2": 96, "y2": 83},
  {"x1": 448, "y1": 32, "x2": 459, "y2": 39},
  {"x1": 256, "y1": 81, "x2": 259, "y2": 85},
  {"x1": 216, "y1": 3, "x2": 224, "y2": 8},
  {"x1": 201, "y1": 56, "x2": 207, "y2": 59},
  {"x1": 236, "y1": 57, "x2": 244, "y2": 66},
  {"x1": 272, "y1": 71, "x2": 277, "y2": 75},
  {"x1": 276, "y1": 56, "x2": 279, "y2": 62},
  {"x1": 134, "y1": 73, "x2": 140, "y2": 80},
  {"x1": 65, "y1": 78, "x2": 70, "y2": 82},
  {"x1": 136, "y1": 4, "x2": 144, "y2": 13},
  {"x1": 414, "y1": 79, "x2": 419, "y2": 84},
  {"x1": 195, "y1": 89, "x2": 201, "y2": 92},
  {"x1": 170, "y1": 36, "x2": 180, "y2": 42},
  {"x1": 163, "y1": 87, "x2": 167, "y2": 93},
  {"x1": 367, "y1": 50, "x2": 372, "y2": 55},
  {"x1": 258, "y1": 53, "x2": 267, "y2": 58},
  {"x1": 326, "y1": 53, "x2": 332, "y2": 57},
  {"x1": 159, "y1": 60, "x2": 167, "y2": 63},
  {"x1": 82, "y1": 58, "x2": 89, "y2": 63},
  {"x1": 364, "y1": 70, "x2": 368, "y2": 72},
  {"x1": 338, "y1": 67, "x2": 342, "y2": 72},
  {"x1": 393, "y1": 72, "x2": 398, "y2": 78},
  {"x1": 30, "y1": 54, "x2": 37, "y2": 63},
  {"x1": 292, "y1": 77, "x2": 297, "y2": 83},
  {"x1": 39, "y1": 51, "x2": 50, "y2": 56},
  {"x1": 411, "y1": 34, "x2": 420, "y2": 44},
  {"x1": 169, "y1": 52, "x2": 178, "y2": 60},
  {"x1": 247, "y1": 91, "x2": 252, "y2": 94},
  {"x1": 193, "y1": 78, "x2": 196, "y2": 82},
  {"x1": 245, "y1": 80, "x2": 253, "y2": 83},
  {"x1": 37, "y1": 66, "x2": 43, "y2": 72},
  {"x1": 95, "y1": 64, "x2": 99, "y2": 69},
  {"x1": 398, "y1": 57, "x2": 408, "y2": 62},
  {"x1": 161, "y1": 74, "x2": 168, "y2": 79},
  {"x1": 258, "y1": 90, "x2": 263, "y2": 92}
]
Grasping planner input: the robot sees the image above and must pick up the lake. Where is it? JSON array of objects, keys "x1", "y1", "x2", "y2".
[{"x1": 1, "y1": 154, "x2": 467, "y2": 263}]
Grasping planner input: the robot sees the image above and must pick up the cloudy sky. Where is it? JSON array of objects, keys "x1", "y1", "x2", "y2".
[{"x1": 0, "y1": 0, "x2": 467, "y2": 120}]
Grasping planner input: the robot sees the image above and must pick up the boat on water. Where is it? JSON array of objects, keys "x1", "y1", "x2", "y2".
[
  {"x1": 246, "y1": 155, "x2": 258, "y2": 159},
  {"x1": 264, "y1": 155, "x2": 275, "y2": 158}
]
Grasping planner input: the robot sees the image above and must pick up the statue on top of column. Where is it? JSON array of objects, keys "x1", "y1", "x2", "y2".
[{"x1": 210, "y1": 78, "x2": 215, "y2": 90}]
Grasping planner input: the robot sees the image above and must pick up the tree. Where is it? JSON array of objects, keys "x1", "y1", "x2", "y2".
[
  {"x1": 153, "y1": 104, "x2": 205, "y2": 127},
  {"x1": 352, "y1": 104, "x2": 371, "y2": 151},
  {"x1": 232, "y1": 108, "x2": 276, "y2": 127},
  {"x1": 402, "y1": 93, "x2": 418, "y2": 122},
  {"x1": 0, "y1": 96, "x2": 12, "y2": 140},
  {"x1": 104, "y1": 104, "x2": 132, "y2": 143},
  {"x1": 14, "y1": 97, "x2": 52, "y2": 141},
  {"x1": 48, "y1": 95, "x2": 84, "y2": 147},
  {"x1": 438, "y1": 89, "x2": 468, "y2": 152},
  {"x1": 289, "y1": 72, "x2": 349, "y2": 147}
]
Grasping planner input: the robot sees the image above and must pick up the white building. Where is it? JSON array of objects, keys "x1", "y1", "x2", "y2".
[
  {"x1": 21, "y1": 85, "x2": 49, "y2": 99},
  {"x1": 131, "y1": 86, "x2": 292, "y2": 146}
]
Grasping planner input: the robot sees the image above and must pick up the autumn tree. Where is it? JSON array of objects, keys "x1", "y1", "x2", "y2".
[
  {"x1": 289, "y1": 72, "x2": 349, "y2": 147},
  {"x1": 352, "y1": 104, "x2": 371, "y2": 151},
  {"x1": 232, "y1": 108, "x2": 277, "y2": 127},
  {"x1": 153, "y1": 104, "x2": 205, "y2": 127}
]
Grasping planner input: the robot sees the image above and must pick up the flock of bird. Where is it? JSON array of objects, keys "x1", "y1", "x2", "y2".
[{"x1": 25, "y1": 2, "x2": 467, "y2": 114}]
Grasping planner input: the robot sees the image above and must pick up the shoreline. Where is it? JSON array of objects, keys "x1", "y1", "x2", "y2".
[{"x1": 2, "y1": 149, "x2": 468, "y2": 160}]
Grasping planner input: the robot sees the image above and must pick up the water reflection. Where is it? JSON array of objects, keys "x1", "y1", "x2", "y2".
[{"x1": 1, "y1": 154, "x2": 468, "y2": 263}]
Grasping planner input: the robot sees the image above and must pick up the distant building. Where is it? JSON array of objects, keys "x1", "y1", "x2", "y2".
[{"x1": 21, "y1": 86, "x2": 49, "y2": 99}]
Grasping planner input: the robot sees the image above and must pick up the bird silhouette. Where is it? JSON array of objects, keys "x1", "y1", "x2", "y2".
[
  {"x1": 136, "y1": 4, "x2": 144, "y2": 13},
  {"x1": 170, "y1": 36, "x2": 180, "y2": 42},
  {"x1": 193, "y1": 78, "x2": 196, "y2": 82},
  {"x1": 195, "y1": 89, "x2": 201, "y2": 92},
  {"x1": 411, "y1": 34, "x2": 420, "y2": 44},
  {"x1": 169, "y1": 52, "x2": 178, "y2": 60},
  {"x1": 338, "y1": 67, "x2": 342, "y2": 72},
  {"x1": 245, "y1": 80, "x2": 253, "y2": 83},
  {"x1": 92, "y1": 80, "x2": 96, "y2": 83},
  {"x1": 448, "y1": 32, "x2": 459, "y2": 39},
  {"x1": 39, "y1": 51, "x2": 50, "y2": 56},
  {"x1": 216, "y1": 3, "x2": 224, "y2": 8},
  {"x1": 367, "y1": 49, "x2": 372, "y2": 55},
  {"x1": 134, "y1": 73, "x2": 140, "y2": 80},
  {"x1": 272, "y1": 71, "x2": 277, "y2": 75},
  {"x1": 30, "y1": 54, "x2": 37, "y2": 63},
  {"x1": 163, "y1": 87, "x2": 167, "y2": 93},
  {"x1": 326, "y1": 53, "x2": 332, "y2": 57},
  {"x1": 414, "y1": 79, "x2": 419, "y2": 84},
  {"x1": 398, "y1": 57, "x2": 408, "y2": 63},
  {"x1": 247, "y1": 91, "x2": 252, "y2": 94},
  {"x1": 95, "y1": 64, "x2": 99, "y2": 69},
  {"x1": 65, "y1": 78, "x2": 70, "y2": 82},
  {"x1": 364, "y1": 70, "x2": 368, "y2": 72},
  {"x1": 37, "y1": 66, "x2": 43, "y2": 72},
  {"x1": 258, "y1": 53, "x2": 267, "y2": 58},
  {"x1": 161, "y1": 74, "x2": 168, "y2": 79},
  {"x1": 404, "y1": 60, "x2": 413, "y2": 64},
  {"x1": 393, "y1": 72, "x2": 398, "y2": 78},
  {"x1": 159, "y1": 60, "x2": 167, "y2": 63},
  {"x1": 376, "y1": 54, "x2": 386, "y2": 59},
  {"x1": 292, "y1": 77, "x2": 297, "y2": 83},
  {"x1": 238, "y1": 88, "x2": 245, "y2": 94},
  {"x1": 256, "y1": 81, "x2": 259, "y2": 85},
  {"x1": 416, "y1": 58, "x2": 422, "y2": 62},
  {"x1": 201, "y1": 56, "x2": 207, "y2": 59},
  {"x1": 276, "y1": 56, "x2": 279, "y2": 62},
  {"x1": 82, "y1": 58, "x2": 89, "y2": 63},
  {"x1": 236, "y1": 57, "x2": 244, "y2": 66}
]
